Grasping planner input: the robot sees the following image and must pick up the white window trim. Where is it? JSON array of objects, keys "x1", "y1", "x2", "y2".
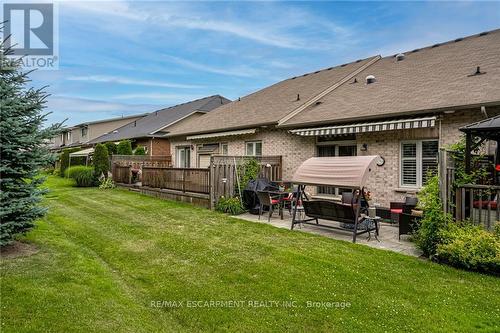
[
  {"x1": 400, "y1": 140, "x2": 438, "y2": 188},
  {"x1": 220, "y1": 143, "x2": 228, "y2": 155},
  {"x1": 245, "y1": 140, "x2": 262, "y2": 156},
  {"x1": 176, "y1": 146, "x2": 191, "y2": 168}
]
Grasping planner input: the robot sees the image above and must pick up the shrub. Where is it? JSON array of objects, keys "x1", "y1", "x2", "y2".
[
  {"x1": 415, "y1": 175, "x2": 453, "y2": 257},
  {"x1": 237, "y1": 158, "x2": 260, "y2": 195},
  {"x1": 134, "y1": 146, "x2": 146, "y2": 155},
  {"x1": 59, "y1": 148, "x2": 80, "y2": 177},
  {"x1": 216, "y1": 197, "x2": 245, "y2": 215},
  {"x1": 99, "y1": 178, "x2": 116, "y2": 189},
  {"x1": 65, "y1": 166, "x2": 96, "y2": 187},
  {"x1": 494, "y1": 222, "x2": 500, "y2": 238},
  {"x1": 437, "y1": 223, "x2": 500, "y2": 274},
  {"x1": 105, "y1": 142, "x2": 117, "y2": 156},
  {"x1": 117, "y1": 140, "x2": 133, "y2": 155},
  {"x1": 93, "y1": 144, "x2": 109, "y2": 178}
]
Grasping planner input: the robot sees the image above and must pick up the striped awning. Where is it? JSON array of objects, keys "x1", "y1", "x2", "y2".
[
  {"x1": 187, "y1": 128, "x2": 256, "y2": 140},
  {"x1": 289, "y1": 116, "x2": 436, "y2": 137}
]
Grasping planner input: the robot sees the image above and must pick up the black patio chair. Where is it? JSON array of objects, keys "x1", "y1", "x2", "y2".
[{"x1": 256, "y1": 191, "x2": 281, "y2": 222}]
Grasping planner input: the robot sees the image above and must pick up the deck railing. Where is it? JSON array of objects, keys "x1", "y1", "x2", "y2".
[
  {"x1": 142, "y1": 167, "x2": 210, "y2": 194},
  {"x1": 455, "y1": 184, "x2": 500, "y2": 230}
]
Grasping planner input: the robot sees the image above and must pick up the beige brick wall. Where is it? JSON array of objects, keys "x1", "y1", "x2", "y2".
[
  {"x1": 170, "y1": 129, "x2": 316, "y2": 179},
  {"x1": 169, "y1": 106, "x2": 500, "y2": 207},
  {"x1": 358, "y1": 107, "x2": 500, "y2": 206}
]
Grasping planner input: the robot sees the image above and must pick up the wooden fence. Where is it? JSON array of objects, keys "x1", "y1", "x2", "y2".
[
  {"x1": 112, "y1": 165, "x2": 131, "y2": 184},
  {"x1": 112, "y1": 154, "x2": 282, "y2": 209},
  {"x1": 210, "y1": 155, "x2": 282, "y2": 206},
  {"x1": 111, "y1": 155, "x2": 172, "y2": 169},
  {"x1": 142, "y1": 167, "x2": 210, "y2": 194}
]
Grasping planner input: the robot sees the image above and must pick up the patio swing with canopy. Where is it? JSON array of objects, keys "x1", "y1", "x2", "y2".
[{"x1": 290, "y1": 155, "x2": 380, "y2": 243}]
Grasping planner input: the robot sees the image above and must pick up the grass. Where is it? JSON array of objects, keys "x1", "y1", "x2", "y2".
[{"x1": 1, "y1": 176, "x2": 499, "y2": 332}]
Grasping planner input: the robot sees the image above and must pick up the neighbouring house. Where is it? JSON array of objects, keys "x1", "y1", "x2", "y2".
[
  {"x1": 167, "y1": 29, "x2": 500, "y2": 207},
  {"x1": 51, "y1": 113, "x2": 148, "y2": 151},
  {"x1": 88, "y1": 95, "x2": 230, "y2": 157}
]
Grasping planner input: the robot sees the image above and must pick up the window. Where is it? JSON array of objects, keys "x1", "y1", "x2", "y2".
[
  {"x1": 176, "y1": 147, "x2": 191, "y2": 168},
  {"x1": 220, "y1": 143, "x2": 228, "y2": 155},
  {"x1": 81, "y1": 127, "x2": 88, "y2": 138},
  {"x1": 400, "y1": 140, "x2": 438, "y2": 187},
  {"x1": 245, "y1": 141, "x2": 262, "y2": 156},
  {"x1": 66, "y1": 132, "x2": 72, "y2": 143}
]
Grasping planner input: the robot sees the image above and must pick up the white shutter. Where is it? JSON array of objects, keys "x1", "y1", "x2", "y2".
[{"x1": 401, "y1": 142, "x2": 417, "y2": 186}]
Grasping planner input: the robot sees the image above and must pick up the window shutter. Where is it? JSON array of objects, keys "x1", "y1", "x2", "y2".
[{"x1": 401, "y1": 143, "x2": 417, "y2": 186}]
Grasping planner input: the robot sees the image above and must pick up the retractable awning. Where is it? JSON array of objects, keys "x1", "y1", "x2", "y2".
[
  {"x1": 69, "y1": 147, "x2": 94, "y2": 157},
  {"x1": 289, "y1": 116, "x2": 436, "y2": 137},
  {"x1": 187, "y1": 128, "x2": 256, "y2": 140}
]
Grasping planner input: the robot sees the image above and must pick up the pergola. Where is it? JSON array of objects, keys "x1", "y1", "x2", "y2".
[{"x1": 460, "y1": 115, "x2": 500, "y2": 183}]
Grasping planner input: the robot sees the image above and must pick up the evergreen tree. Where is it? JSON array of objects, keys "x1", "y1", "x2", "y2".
[
  {"x1": 105, "y1": 141, "x2": 117, "y2": 156},
  {"x1": 117, "y1": 140, "x2": 133, "y2": 155},
  {"x1": 93, "y1": 144, "x2": 109, "y2": 178},
  {"x1": 134, "y1": 146, "x2": 146, "y2": 155},
  {"x1": 59, "y1": 147, "x2": 80, "y2": 177},
  {"x1": 0, "y1": 34, "x2": 62, "y2": 245}
]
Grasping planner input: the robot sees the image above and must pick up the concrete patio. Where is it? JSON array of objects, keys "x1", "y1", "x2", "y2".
[{"x1": 234, "y1": 211, "x2": 422, "y2": 257}]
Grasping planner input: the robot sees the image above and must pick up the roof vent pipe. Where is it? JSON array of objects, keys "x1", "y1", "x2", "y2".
[
  {"x1": 296, "y1": 94, "x2": 300, "y2": 101},
  {"x1": 366, "y1": 75, "x2": 376, "y2": 84},
  {"x1": 396, "y1": 53, "x2": 405, "y2": 61}
]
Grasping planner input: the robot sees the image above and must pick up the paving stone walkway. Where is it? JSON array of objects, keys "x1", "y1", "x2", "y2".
[{"x1": 235, "y1": 212, "x2": 423, "y2": 257}]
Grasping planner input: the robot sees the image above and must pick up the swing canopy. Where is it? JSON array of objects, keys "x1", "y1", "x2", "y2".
[{"x1": 291, "y1": 155, "x2": 379, "y2": 189}]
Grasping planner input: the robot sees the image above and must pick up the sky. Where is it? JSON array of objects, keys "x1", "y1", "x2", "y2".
[{"x1": 16, "y1": 0, "x2": 500, "y2": 126}]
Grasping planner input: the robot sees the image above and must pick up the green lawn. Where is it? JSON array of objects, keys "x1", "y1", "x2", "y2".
[{"x1": 1, "y1": 176, "x2": 499, "y2": 332}]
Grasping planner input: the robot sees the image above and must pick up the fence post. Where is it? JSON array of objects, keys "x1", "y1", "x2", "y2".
[
  {"x1": 182, "y1": 169, "x2": 186, "y2": 193},
  {"x1": 439, "y1": 149, "x2": 447, "y2": 213},
  {"x1": 209, "y1": 156, "x2": 215, "y2": 210}
]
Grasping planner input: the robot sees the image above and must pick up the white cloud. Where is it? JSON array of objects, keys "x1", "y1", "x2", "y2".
[
  {"x1": 45, "y1": 95, "x2": 158, "y2": 125},
  {"x1": 110, "y1": 92, "x2": 207, "y2": 102},
  {"x1": 61, "y1": 1, "x2": 354, "y2": 50},
  {"x1": 162, "y1": 56, "x2": 266, "y2": 78},
  {"x1": 66, "y1": 75, "x2": 202, "y2": 89}
]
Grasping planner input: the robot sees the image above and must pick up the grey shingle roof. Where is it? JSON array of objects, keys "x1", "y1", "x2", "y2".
[
  {"x1": 89, "y1": 95, "x2": 230, "y2": 143},
  {"x1": 166, "y1": 57, "x2": 378, "y2": 136},
  {"x1": 281, "y1": 29, "x2": 500, "y2": 127},
  {"x1": 168, "y1": 29, "x2": 500, "y2": 137}
]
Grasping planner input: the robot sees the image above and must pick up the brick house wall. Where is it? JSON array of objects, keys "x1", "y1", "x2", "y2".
[
  {"x1": 134, "y1": 138, "x2": 171, "y2": 156},
  {"x1": 169, "y1": 107, "x2": 499, "y2": 207},
  {"x1": 170, "y1": 129, "x2": 316, "y2": 180}
]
